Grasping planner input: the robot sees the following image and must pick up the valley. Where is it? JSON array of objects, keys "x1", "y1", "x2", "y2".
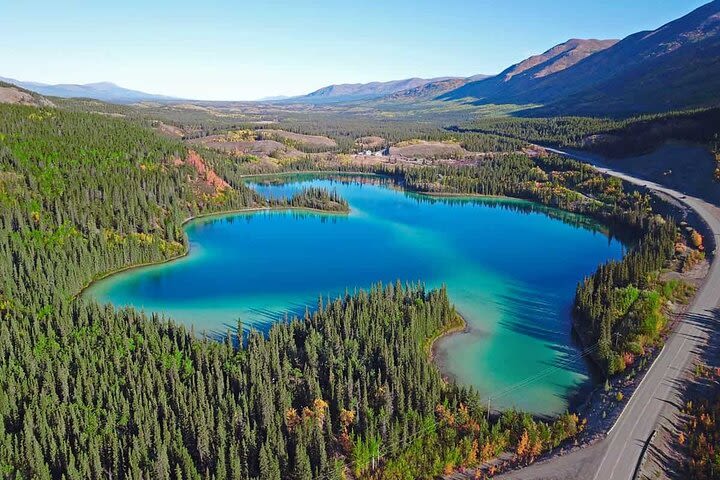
[{"x1": 1, "y1": 1, "x2": 720, "y2": 479}]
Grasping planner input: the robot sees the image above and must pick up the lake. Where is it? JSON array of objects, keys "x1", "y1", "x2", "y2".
[{"x1": 85, "y1": 174, "x2": 626, "y2": 415}]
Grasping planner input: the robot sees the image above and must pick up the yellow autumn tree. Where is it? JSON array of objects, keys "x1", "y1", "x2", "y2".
[
  {"x1": 691, "y1": 230, "x2": 704, "y2": 250},
  {"x1": 314, "y1": 398, "x2": 329, "y2": 428},
  {"x1": 285, "y1": 408, "x2": 300, "y2": 432},
  {"x1": 530, "y1": 437, "x2": 543, "y2": 459},
  {"x1": 465, "y1": 439, "x2": 479, "y2": 466},
  {"x1": 480, "y1": 441, "x2": 494, "y2": 461},
  {"x1": 516, "y1": 429, "x2": 529, "y2": 458},
  {"x1": 435, "y1": 404, "x2": 455, "y2": 426},
  {"x1": 338, "y1": 408, "x2": 355, "y2": 454},
  {"x1": 302, "y1": 406, "x2": 314, "y2": 421},
  {"x1": 339, "y1": 408, "x2": 356, "y2": 433}
]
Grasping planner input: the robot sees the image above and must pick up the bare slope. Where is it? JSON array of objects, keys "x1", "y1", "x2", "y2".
[
  {"x1": 443, "y1": 1, "x2": 720, "y2": 116},
  {"x1": 0, "y1": 81, "x2": 55, "y2": 107},
  {"x1": 440, "y1": 38, "x2": 617, "y2": 102}
]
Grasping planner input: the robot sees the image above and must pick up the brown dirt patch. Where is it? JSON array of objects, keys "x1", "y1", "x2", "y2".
[
  {"x1": 0, "y1": 86, "x2": 55, "y2": 107},
  {"x1": 355, "y1": 136, "x2": 386, "y2": 150},
  {"x1": 257, "y1": 129, "x2": 337, "y2": 149},
  {"x1": 155, "y1": 122, "x2": 185, "y2": 138},
  {"x1": 389, "y1": 140, "x2": 467, "y2": 159},
  {"x1": 186, "y1": 135, "x2": 302, "y2": 159}
]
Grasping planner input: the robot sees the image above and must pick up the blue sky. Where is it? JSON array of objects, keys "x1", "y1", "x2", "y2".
[{"x1": 0, "y1": 0, "x2": 709, "y2": 100}]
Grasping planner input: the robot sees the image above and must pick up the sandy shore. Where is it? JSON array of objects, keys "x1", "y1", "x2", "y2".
[{"x1": 426, "y1": 312, "x2": 468, "y2": 373}]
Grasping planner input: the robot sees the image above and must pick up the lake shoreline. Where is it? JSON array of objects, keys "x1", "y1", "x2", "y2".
[
  {"x1": 417, "y1": 191, "x2": 507, "y2": 199},
  {"x1": 427, "y1": 311, "x2": 468, "y2": 366},
  {"x1": 240, "y1": 170, "x2": 379, "y2": 179},
  {"x1": 78, "y1": 175, "x2": 533, "y2": 303},
  {"x1": 81, "y1": 172, "x2": 624, "y2": 421},
  {"x1": 76, "y1": 204, "x2": 349, "y2": 299}
]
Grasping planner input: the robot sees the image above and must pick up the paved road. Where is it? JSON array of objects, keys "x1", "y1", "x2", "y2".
[{"x1": 498, "y1": 147, "x2": 720, "y2": 480}]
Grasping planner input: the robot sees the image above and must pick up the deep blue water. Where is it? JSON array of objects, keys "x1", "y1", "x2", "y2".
[{"x1": 85, "y1": 174, "x2": 625, "y2": 414}]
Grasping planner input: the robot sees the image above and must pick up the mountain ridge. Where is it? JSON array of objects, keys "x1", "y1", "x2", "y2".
[
  {"x1": 439, "y1": 38, "x2": 618, "y2": 103},
  {"x1": 0, "y1": 77, "x2": 181, "y2": 103},
  {"x1": 0, "y1": 80, "x2": 55, "y2": 108},
  {"x1": 290, "y1": 75, "x2": 488, "y2": 103},
  {"x1": 441, "y1": 0, "x2": 720, "y2": 116},
  {"x1": 388, "y1": 75, "x2": 492, "y2": 100},
  {"x1": 526, "y1": 0, "x2": 720, "y2": 115},
  {"x1": 3, "y1": 1, "x2": 719, "y2": 116}
]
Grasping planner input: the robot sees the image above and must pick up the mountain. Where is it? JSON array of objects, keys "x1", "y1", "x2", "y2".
[
  {"x1": 292, "y1": 77, "x2": 461, "y2": 103},
  {"x1": 0, "y1": 77, "x2": 180, "y2": 103},
  {"x1": 388, "y1": 75, "x2": 491, "y2": 100},
  {"x1": 442, "y1": 1, "x2": 720, "y2": 116},
  {"x1": 0, "y1": 81, "x2": 55, "y2": 108},
  {"x1": 256, "y1": 95, "x2": 292, "y2": 101},
  {"x1": 528, "y1": 0, "x2": 720, "y2": 115},
  {"x1": 504, "y1": 39, "x2": 619, "y2": 81},
  {"x1": 291, "y1": 75, "x2": 491, "y2": 103},
  {"x1": 439, "y1": 38, "x2": 618, "y2": 103}
]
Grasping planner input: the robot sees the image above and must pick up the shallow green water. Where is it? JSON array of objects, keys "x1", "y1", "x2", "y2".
[{"x1": 85, "y1": 174, "x2": 625, "y2": 415}]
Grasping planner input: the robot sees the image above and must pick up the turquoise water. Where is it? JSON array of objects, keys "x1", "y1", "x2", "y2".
[{"x1": 85, "y1": 174, "x2": 625, "y2": 415}]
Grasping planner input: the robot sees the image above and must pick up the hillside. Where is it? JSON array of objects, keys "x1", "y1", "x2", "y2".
[
  {"x1": 0, "y1": 81, "x2": 55, "y2": 107},
  {"x1": 0, "y1": 77, "x2": 180, "y2": 103},
  {"x1": 294, "y1": 77, "x2": 456, "y2": 103},
  {"x1": 531, "y1": 0, "x2": 720, "y2": 115},
  {"x1": 442, "y1": 1, "x2": 720, "y2": 116},
  {"x1": 388, "y1": 75, "x2": 491, "y2": 100},
  {"x1": 440, "y1": 38, "x2": 618, "y2": 103}
]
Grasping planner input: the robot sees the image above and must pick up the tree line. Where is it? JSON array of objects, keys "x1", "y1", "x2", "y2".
[
  {"x1": 0, "y1": 103, "x2": 581, "y2": 479},
  {"x1": 382, "y1": 153, "x2": 685, "y2": 374},
  {"x1": 460, "y1": 107, "x2": 720, "y2": 159}
]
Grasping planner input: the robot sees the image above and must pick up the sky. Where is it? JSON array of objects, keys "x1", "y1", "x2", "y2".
[{"x1": 0, "y1": 0, "x2": 710, "y2": 100}]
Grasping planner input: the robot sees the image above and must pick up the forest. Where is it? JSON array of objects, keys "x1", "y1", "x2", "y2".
[
  {"x1": 0, "y1": 103, "x2": 584, "y2": 479},
  {"x1": 379, "y1": 154, "x2": 692, "y2": 374},
  {"x1": 212, "y1": 137, "x2": 693, "y2": 377},
  {"x1": 282, "y1": 187, "x2": 349, "y2": 212},
  {"x1": 461, "y1": 107, "x2": 720, "y2": 159},
  {"x1": 0, "y1": 96, "x2": 701, "y2": 478},
  {"x1": 682, "y1": 393, "x2": 720, "y2": 479}
]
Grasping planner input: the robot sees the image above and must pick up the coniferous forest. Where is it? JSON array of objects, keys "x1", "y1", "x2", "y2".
[
  {"x1": 6, "y1": 2, "x2": 720, "y2": 477},
  {"x1": 0, "y1": 104, "x2": 590, "y2": 479},
  {"x1": 394, "y1": 156, "x2": 685, "y2": 373},
  {"x1": 461, "y1": 107, "x2": 720, "y2": 160}
]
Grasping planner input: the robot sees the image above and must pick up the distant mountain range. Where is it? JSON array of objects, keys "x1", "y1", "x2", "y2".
[
  {"x1": 293, "y1": 1, "x2": 720, "y2": 115},
  {"x1": 257, "y1": 95, "x2": 293, "y2": 101},
  {"x1": 290, "y1": 75, "x2": 490, "y2": 103},
  {"x1": 0, "y1": 77, "x2": 180, "y2": 103},
  {"x1": 441, "y1": 0, "x2": 720, "y2": 116},
  {"x1": 440, "y1": 39, "x2": 618, "y2": 103},
  {"x1": 2, "y1": 1, "x2": 719, "y2": 116}
]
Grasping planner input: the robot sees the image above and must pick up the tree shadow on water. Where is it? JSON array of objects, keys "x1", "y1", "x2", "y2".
[
  {"x1": 495, "y1": 289, "x2": 592, "y2": 378},
  {"x1": 204, "y1": 301, "x2": 311, "y2": 345}
]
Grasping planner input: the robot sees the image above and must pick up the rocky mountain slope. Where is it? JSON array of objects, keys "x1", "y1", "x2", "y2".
[{"x1": 442, "y1": 1, "x2": 720, "y2": 116}]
